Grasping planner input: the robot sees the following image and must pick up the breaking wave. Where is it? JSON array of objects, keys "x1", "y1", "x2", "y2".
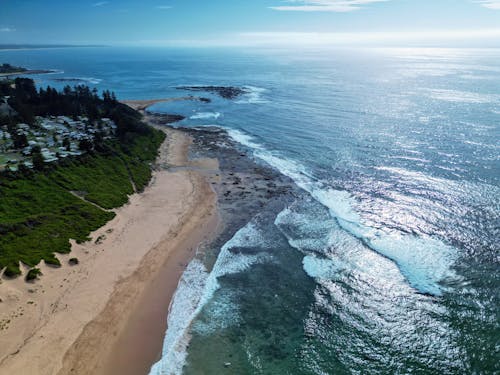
[
  {"x1": 149, "y1": 221, "x2": 269, "y2": 375},
  {"x1": 227, "y1": 129, "x2": 458, "y2": 296}
]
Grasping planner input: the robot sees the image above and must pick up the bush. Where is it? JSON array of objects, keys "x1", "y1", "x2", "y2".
[
  {"x1": 44, "y1": 256, "x2": 61, "y2": 267},
  {"x1": 3, "y1": 264, "x2": 22, "y2": 278},
  {"x1": 26, "y1": 268, "x2": 42, "y2": 281}
]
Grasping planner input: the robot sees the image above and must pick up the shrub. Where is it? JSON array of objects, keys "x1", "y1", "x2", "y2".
[
  {"x1": 26, "y1": 268, "x2": 42, "y2": 281},
  {"x1": 44, "y1": 256, "x2": 61, "y2": 267},
  {"x1": 3, "y1": 264, "x2": 22, "y2": 278}
]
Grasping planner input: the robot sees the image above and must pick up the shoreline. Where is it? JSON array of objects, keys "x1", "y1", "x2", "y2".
[
  {"x1": 122, "y1": 96, "x2": 209, "y2": 112},
  {"x1": 0, "y1": 107, "x2": 296, "y2": 375},
  {"x1": 59, "y1": 127, "x2": 222, "y2": 375},
  {"x1": 0, "y1": 125, "x2": 220, "y2": 374},
  {"x1": 0, "y1": 69, "x2": 58, "y2": 77}
]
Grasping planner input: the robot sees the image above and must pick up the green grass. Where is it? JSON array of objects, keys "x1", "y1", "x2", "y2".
[
  {"x1": 0, "y1": 174, "x2": 115, "y2": 276},
  {"x1": 120, "y1": 130, "x2": 165, "y2": 191},
  {"x1": 51, "y1": 155, "x2": 134, "y2": 209},
  {"x1": 0, "y1": 128, "x2": 165, "y2": 277}
]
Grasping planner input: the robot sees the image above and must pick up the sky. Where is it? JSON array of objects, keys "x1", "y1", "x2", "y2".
[{"x1": 1, "y1": 0, "x2": 500, "y2": 47}]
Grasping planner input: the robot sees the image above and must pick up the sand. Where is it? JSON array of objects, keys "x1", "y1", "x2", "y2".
[
  {"x1": 122, "y1": 97, "x2": 199, "y2": 111},
  {"x1": 0, "y1": 127, "x2": 220, "y2": 374}
]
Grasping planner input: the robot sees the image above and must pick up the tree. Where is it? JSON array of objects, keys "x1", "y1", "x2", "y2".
[
  {"x1": 31, "y1": 147, "x2": 45, "y2": 171},
  {"x1": 78, "y1": 138, "x2": 93, "y2": 153},
  {"x1": 93, "y1": 131, "x2": 106, "y2": 152},
  {"x1": 62, "y1": 137, "x2": 71, "y2": 151},
  {"x1": 13, "y1": 132, "x2": 28, "y2": 149},
  {"x1": 17, "y1": 163, "x2": 32, "y2": 176}
]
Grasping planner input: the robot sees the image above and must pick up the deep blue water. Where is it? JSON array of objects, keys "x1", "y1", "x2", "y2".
[{"x1": 2, "y1": 46, "x2": 499, "y2": 374}]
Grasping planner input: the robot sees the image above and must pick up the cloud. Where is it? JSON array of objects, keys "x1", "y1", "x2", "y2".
[
  {"x1": 270, "y1": 0, "x2": 389, "y2": 12},
  {"x1": 0, "y1": 27, "x2": 15, "y2": 32},
  {"x1": 156, "y1": 5, "x2": 173, "y2": 9},
  {"x1": 92, "y1": 1, "x2": 109, "y2": 7},
  {"x1": 475, "y1": 0, "x2": 500, "y2": 9}
]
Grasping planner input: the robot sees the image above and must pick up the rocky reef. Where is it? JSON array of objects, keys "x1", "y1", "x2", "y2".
[{"x1": 176, "y1": 86, "x2": 248, "y2": 100}]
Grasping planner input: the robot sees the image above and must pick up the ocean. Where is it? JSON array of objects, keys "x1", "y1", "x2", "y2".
[{"x1": 2, "y1": 46, "x2": 498, "y2": 374}]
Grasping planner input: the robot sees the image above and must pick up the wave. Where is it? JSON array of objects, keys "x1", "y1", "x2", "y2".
[
  {"x1": 302, "y1": 254, "x2": 349, "y2": 280},
  {"x1": 45, "y1": 69, "x2": 64, "y2": 75},
  {"x1": 190, "y1": 111, "x2": 221, "y2": 120},
  {"x1": 149, "y1": 221, "x2": 269, "y2": 375},
  {"x1": 149, "y1": 260, "x2": 208, "y2": 375},
  {"x1": 51, "y1": 77, "x2": 102, "y2": 84},
  {"x1": 227, "y1": 129, "x2": 458, "y2": 296},
  {"x1": 236, "y1": 86, "x2": 269, "y2": 104}
]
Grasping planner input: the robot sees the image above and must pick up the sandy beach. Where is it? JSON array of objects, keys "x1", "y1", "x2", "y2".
[
  {"x1": 122, "y1": 97, "x2": 206, "y2": 111},
  {"x1": 0, "y1": 126, "x2": 220, "y2": 374}
]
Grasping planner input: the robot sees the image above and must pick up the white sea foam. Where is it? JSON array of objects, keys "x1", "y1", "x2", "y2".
[
  {"x1": 54, "y1": 77, "x2": 102, "y2": 84},
  {"x1": 236, "y1": 86, "x2": 269, "y2": 104},
  {"x1": 192, "y1": 290, "x2": 242, "y2": 335},
  {"x1": 302, "y1": 255, "x2": 347, "y2": 280},
  {"x1": 226, "y1": 128, "x2": 263, "y2": 149},
  {"x1": 228, "y1": 129, "x2": 458, "y2": 296},
  {"x1": 190, "y1": 111, "x2": 221, "y2": 120},
  {"x1": 149, "y1": 260, "x2": 208, "y2": 375},
  {"x1": 45, "y1": 69, "x2": 64, "y2": 75},
  {"x1": 83, "y1": 77, "x2": 102, "y2": 84},
  {"x1": 150, "y1": 221, "x2": 269, "y2": 375}
]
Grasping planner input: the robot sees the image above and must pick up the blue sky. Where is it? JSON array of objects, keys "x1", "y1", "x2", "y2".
[{"x1": 1, "y1": 0, "x2": 500, "y2": 46}]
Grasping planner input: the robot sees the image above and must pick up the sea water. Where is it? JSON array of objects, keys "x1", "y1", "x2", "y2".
[{"x1": 3, "y1": 46, "x2": 498, "y2": 374}]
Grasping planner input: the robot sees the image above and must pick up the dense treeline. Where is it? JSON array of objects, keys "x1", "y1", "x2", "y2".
[
  {"x1": 0, "y1": 78, "x2": 166, "y2": 277},
  {"x1": 0, "y1": 78, "x2": 151, "y2": 140}
]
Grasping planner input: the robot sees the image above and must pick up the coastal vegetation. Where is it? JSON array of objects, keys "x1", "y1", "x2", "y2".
[
  {"x1": 26, "y1": 268, "x2": 42, "y2": 281},
  {"x1": 0, "y1": 63, "x2": 27, "y2": 74},
  {"x1": 0, "y1": 77, "x2": 165, "y2": 277}
]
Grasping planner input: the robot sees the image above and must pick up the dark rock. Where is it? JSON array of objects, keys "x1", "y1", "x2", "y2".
[
  {"x1": 176, "y1": 86, "x2": 249, "y2": 100},
  {"x1": 145, "y1": 113, "x2": 185, "y2": 124},
  {"x1": 69, "y1": 257, "x2": 79, "y2": 265}
]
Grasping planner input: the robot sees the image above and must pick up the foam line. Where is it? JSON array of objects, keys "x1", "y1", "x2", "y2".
[
  {"x1": 228, "y1": 129, "x2": 457, "y2": 296},
  {"x1": 150, "y1": 221, "x2": 268, "y2": 375}
]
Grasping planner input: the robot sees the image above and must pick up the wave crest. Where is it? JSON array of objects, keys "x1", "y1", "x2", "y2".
[{"x1": 228, "y1": 129, "x2": 458, "y2": 296}]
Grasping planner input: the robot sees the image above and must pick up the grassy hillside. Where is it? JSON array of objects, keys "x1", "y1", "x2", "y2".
[
  {"x1": 0, "y1": 74, "x2": 166, "y2": 277},
  {"x1": 0, "y1": 131, "x2": 165, "y2": 277}
]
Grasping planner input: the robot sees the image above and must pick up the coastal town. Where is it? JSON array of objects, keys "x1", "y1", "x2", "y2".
[
  {"x1": 0, "y1": 91, "x2": 117, "y2": 171},
  {"x1": 0, "y1": 111, "x2": 117, "y2": 171}
]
